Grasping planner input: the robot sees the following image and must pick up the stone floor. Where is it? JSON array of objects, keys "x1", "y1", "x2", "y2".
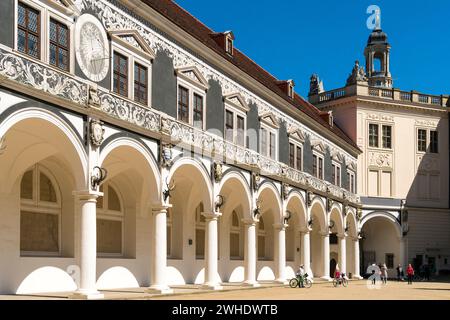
[{"x1": 1, "y1": 278, "x2": 450, "y2": 300}]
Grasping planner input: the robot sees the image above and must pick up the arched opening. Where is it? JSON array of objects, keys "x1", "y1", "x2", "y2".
[
  {"x1": 256, "y1": 183, "x2": 282, "y2": 281},
  {"x1": 309, "y1": 199, "x2": 327, "y2": 278},
  {"x1": 360, "y1": 214, "x2": 401, "y2": 278},
  {"x1": 345, "y1": 212, "x2": 358, "y2": 277},
  {"x1": 329, "y1": 207, "x2": 344, "y2": 277},
  {"x1": 216, "y1": 173, "x2": 251, "y2": 283},
  {"x1": 98, "y1": 139, "x2": 160, "y2": 288},
  {"x1": 285, "y1": 193, "x2": 308, "y2": 270},
  {"x1": 0, "y1": 111, "x2": 86, "y2": 294},
  {"x1": 166, "y1": 159, "x2": 212, "y2": 285}
]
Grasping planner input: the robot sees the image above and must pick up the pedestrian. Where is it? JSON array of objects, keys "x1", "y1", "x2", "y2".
[
  {"x1": 407, "y1": 264, "x2": 414, "y2": 285},
  {"x1": 424, "y1": 263, "x2": 431, "y2": 281},
  {"x1": 396, "y1": 264, "x2": 403, "y2": 281},
  {"x1": 381, "y1": 263, "x2": 388, "y2": 284},
  {"x1": 296, "y1": 264, "x2": 305, "y2": 288},
  {"x1": 371, "y1": 263, "x2": 377, "y2": 285}
]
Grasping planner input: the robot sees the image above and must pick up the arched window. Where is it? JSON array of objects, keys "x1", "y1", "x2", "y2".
[
  {"x1": 96, "y1": 183, "x2": 124, "y2": 256},
  {"x1": 20, "y1": 164, "x2": 61, "y2": 255},
  {"x1": 257, "y1": 216, "x2": 266, "y2": 259},
  {"x1": 195, "y1": 202, "x2": 205, "y2": 259},
  {"x1": 230, "y1": 210, "x2": 242, "y2": 259}
]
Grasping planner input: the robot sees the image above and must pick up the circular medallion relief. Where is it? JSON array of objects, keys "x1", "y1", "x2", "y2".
[{"x1": 75, "y1": 14, "x2": 109, "y2": 82}]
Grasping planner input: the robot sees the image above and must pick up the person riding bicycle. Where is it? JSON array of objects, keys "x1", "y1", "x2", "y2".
[
  {"x1": 296, "y1": 265, "x2": 306, "y2": 288},
  {"x1": 334, "y1": 265, "x2": 341, "y2": 281}
]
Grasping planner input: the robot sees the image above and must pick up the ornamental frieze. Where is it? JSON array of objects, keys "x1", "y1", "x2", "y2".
[
  {"x1": 415, "y1": 119, "x2": 437, "y2": 128},
  {"x1": 0, "y1": 48, "x2": 88, "y2": 105},
  {"x1": 366, "y1": 113, "x2": 394, "y2": 122},
  {"x1": 368, "y1": 151, "x2": 392, "y2": 168}
]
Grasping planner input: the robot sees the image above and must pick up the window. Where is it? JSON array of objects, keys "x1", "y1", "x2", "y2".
[
  {"x1": 348, "y1": 170, "x2": 356, "y2": 193},
  {"x1": 260, "y1": 124, "x2": 278, "y2": 160},
  {"x1": 386, "y1": 253, "x2": 394, "y2": 269},
  {"x1": 369, "y1": 124, "x2": 379, "y2": 148},
  {"x1": 20, "y1": 165, "x2": 60, "y2": 255},
  {"x1": 224, "y1": 107, "x2": 246, "y2": 146},
  {"x1": 178, "y1": 85, "x2": 190, "y2": 124},
  {"x1": 17, "y1": 2, "x2": 40, "y2": 58},
  {"x1": 289, "y1": 141, "x2": 303, "y2": 170},
  {"x1": 313, "y1": 154, "x2": 324, "y2": 179},
  {"x1": 113, "y1": 52, "x2": 128, "y2": 97},
  {"x1": 417, "y1": 129, "x2": 427, "y2": 152},
  {"x1": 96, "y1": 183, "x2": 123, "y2": 255},
  {"x1": 195, "y1": 202, "x2": 205, "y2": 259},
  {"x1": 134, "y1": 63, "x2": 147, "y2": 104},
  {"x1": 226, "y1": 37, "x2": 233, "y2": 55},
  {"x1": 193, "y1": 93, "x2": 203, "y2": 129},
  {"x1": 382, "y1": 125, "x2": 392, "y2": 149},
  {"x1": 230, "y1": 211, "x2": 242, "y2": 259},
  {"x1": 329, "y1": 233, "x2": 338, "y2": 245},
  {"x1": 332, "y1": 163, "x2": 341, "y2": 186},
  {"x1": 430, "y1": 130, "x2": 438, "y2": 153},
  {"x1": 49, "y1": 18, "x2": 69, "y2": 71}
]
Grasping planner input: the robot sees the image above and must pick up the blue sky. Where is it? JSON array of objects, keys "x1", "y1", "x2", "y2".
[{"x1": 174, "y1": 0, "x2": 450, "y2": 98}]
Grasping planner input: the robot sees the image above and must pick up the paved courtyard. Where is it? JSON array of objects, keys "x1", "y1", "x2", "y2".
[
  {"x1": 1, "y1": 279, "x2": 450, "y2": 300},
  {"x1": 153, "y1": 279, "x2": 450, "y2": 300}
]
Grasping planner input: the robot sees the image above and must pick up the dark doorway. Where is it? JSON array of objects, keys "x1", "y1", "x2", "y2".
[{"x1": 330, "y1": 258, "x2": 337, "y2": 278}]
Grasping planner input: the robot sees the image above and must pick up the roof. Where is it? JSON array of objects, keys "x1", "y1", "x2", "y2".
[{"x1": 140, "y1": 0, "x2": 360, "y2": 151}]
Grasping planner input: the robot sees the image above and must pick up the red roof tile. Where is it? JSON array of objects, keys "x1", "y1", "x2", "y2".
[{"x1": 140, "y1": 0, "x2": 359, "y2": 151}]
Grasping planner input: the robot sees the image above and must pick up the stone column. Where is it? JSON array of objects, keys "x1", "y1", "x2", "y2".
[
  {"x1": 202, "y1": 211, "x2": 222, "y2": 290},
  {"x1": 147, "y1": 205, "x2": 173, "y2": 294},
  {"x1": 274, "y1": 223, "x2": 288, "y2": 284},
  {"x1": 300, "y1": 230, "x2": 311, "y2": 277},
  {"x1": 243, "y1": 219, "x2": 259, "y2": 287},
  {"x1": 70, "y1": 191, "x2": 103, "y2": 299},
  {"x1": 353, "y1": 237, "x2": 362, "y2": 279},
  {"x1": 320, "y1": 231, "x2": 331, "y2": 280},
  {"x1": 338, "y1": 234, "x2": 347, "y2": 276}
]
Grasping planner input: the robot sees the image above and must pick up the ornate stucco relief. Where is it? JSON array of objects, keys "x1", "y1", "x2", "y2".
[{"x1": 368, "y1": 151, "x2": 393, "y2": 168}]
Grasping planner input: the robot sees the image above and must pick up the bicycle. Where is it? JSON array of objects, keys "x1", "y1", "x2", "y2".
[
  {"x1": 289, "y1": 274, "x2": 312, "y2": 288},
  {"x1": 332, "y1": 273, "x2": 348, "y2": 287}
]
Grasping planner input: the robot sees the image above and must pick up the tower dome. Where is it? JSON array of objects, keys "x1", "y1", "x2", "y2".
[{"x1": 364, "y1": 28, "x2": 393, "y2": 88}]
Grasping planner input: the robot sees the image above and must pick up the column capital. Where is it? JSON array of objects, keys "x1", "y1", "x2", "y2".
[
  {"x1": 319, "y1": 230, "x2": 331, "y2": 237},
  {"x1": 152, "y1": 203, "x2": 172, "y2": 213},
  {"x1": 242, "y1": 218, "x2": 258, "y2": 226},
  {"x1": 273, "y1": 223, "x2": 288, "y2": 231},
  {"x1": 202, "y1": 211, "x2": 222, "y2": 221},
  {"x1": 337, "y1": 233, "x2": 347, "y2": 239},
  {"x1": 73, "y1": 190, "x2": 103, "y2": 201},
  {"x1": 298, "y1": 228, "x2": 310, "y2": 235}
]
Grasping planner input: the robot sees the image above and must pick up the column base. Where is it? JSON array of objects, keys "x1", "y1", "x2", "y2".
[
  {"x1": 320, "y1": 276, "x2": 332, "y2": 281},
  {"x1": 201, "y1": 283, "x2": 223, "y2": 290},
  {"x1": 274, "y1": 279, "x2": 289, "y2": 285},
  {"x1": 242, "y1": 280, "x2": 261, "y2": 287},
  {"x1": 146, "y1": 285, "x2": 174, "y2": 294},
  {"x1": 69, "y1": 290, "x2": 104, "y2": 300}
]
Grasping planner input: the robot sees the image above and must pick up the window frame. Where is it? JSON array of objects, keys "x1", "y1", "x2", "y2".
[
  {"x1": 368, "y1": 123, "x2": 379, "y2": 148},
  {"x1": 430, "y1": 130, "x2": 439, "y2": 154},
  {"x1": 229, "y1": 210, "x2": 242, "y2": 260},
  {"x1": 195, "y1": 202, "x2": 206, "y2": 259},
  {"x1": 15, "y1": 0, "x2": 75, "y2": 72},
  {"x1": 332, "y1": 161, "x2": 341, "y2": 187},
  {"x1": 347, "y1": 169, "x2": 356, "y2": 193},
  {"x1": 133, "y1": 62, "x2": 148, "y2": 105},
  {"x1": 20, "y1": 164, "x2": 62, "y2": 257},
  {"x1": 312, "y1": 151, "x2": 324, "y2": 180},
  {"x1": 289, "y1": 139, "x2": 303, "y2": 171},
  {"x1": 17, "y1": 1, "x2": 41, "y2": 59},
  {"x1": 224, "y1": 103, "x2": 247, "y2": 147},
  {"x1": 96, "y1": 182, "x2": 124, "y2": 257},
  {"x1": 110, "y1": 40, "x2": 152, "y2": 107},
  {"x1": 260, "y1": 122, "x2": 278, "y2": 160},
  {"x1": 176, "y1": 76, "x2": 206, "y2": 130}
]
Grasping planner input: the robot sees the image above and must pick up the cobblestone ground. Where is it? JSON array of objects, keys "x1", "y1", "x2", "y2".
[{"x1": 154, "y1": 280, "x2": 450, "y2": 300}]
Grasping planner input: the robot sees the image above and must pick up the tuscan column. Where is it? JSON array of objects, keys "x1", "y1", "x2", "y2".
[
  {"x1": 147, "y1": 205, "x2": 173, "y2": 294},
  {"x1": 353, "y1": 237, "x2": 362, "y2": 279},
  {"x1": 300, "y1": 230, "x2": 311, "y2": 277},
  {"x1": 202, "y1": 211, "x2": 222, "y2": 290},
  {"x1": 70, "y1": 191, "x2": 103, "y2": 299},
  {"x1": 320, "y1": 231, "x2": 331, "y2": 280},
  {"x1": 338, "y1": 234, "x2": 347, "y2": 276},
  {"x1": 274, "y1": 223, "x2": 288, "y2": 284},
  {"x1": 243, "y1": 219, "x2": 259, "y2": 287}
]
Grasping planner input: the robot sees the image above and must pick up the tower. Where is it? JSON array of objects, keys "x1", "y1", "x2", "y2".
[{"x1": 364, "y1": 27, "x2": 392, "y2": 88}]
